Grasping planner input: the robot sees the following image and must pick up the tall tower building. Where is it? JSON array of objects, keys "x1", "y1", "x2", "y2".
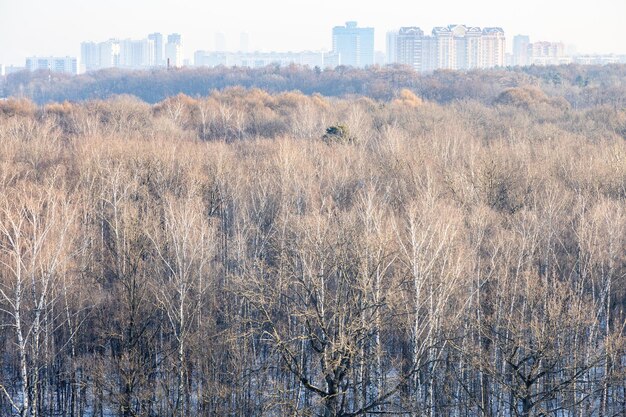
[
  {"x1": 481, "y1": 28, "x2": 506, "y2": 68},
  {"x1": 451, "y1": 25, "x2": 468, "y2": 70},
  {"x1": 165, "y1": 33, "x2": 183, "y2": 67},
  {"x1": 81, "y1": 42, "x2": 100, "y2": 72},
  {"x1": 446, "y1": 25, "x2": 484, "y2": 70},
  {"x1": 465, "y1": 27, "x2": 483, "y2": 69},
  {"x1": 148, "y1": 33, "x2": 164, "y2": 66},
  {"x1": 395, "y1": 27, "x2": 425, "y2": 70},
  {"x1": 332, "y1": 21, "x2": 374, "y2": 68},
  {"x1": 119, "y1": 38, "x2": 155, "y2": 68},
  {"x1": 513, "y1": 35, "x2": 530, "y2": 66},
  {"x1": 386, "y1": 31, "x2": 399, "y2": 64},
  {"x1": 98, "y1": 39, "x2": 121, "y2": 69},
  {"x1": 432, "y1": 27, "x2": 455, "y2": 69}
]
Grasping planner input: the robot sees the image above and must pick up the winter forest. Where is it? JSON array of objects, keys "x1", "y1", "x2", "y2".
[{"x1": 0, "y1": 66, "x2": 625, "y2": 417}]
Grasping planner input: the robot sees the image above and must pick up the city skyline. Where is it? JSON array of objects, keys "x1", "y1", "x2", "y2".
[
  {"x1": 10, "y1": 26, "x2": 626, "y2": 77},
  {"x1": 2, "y1": 0, "x2": 626, "y2": 66}
]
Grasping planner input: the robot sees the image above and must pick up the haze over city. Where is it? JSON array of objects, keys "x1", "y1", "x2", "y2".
[{"x1": 1, "y1": 0, "x2": 626, "y2": 66}]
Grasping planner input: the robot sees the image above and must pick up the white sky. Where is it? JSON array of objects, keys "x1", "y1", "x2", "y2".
[{"x1": 1, "y1": 0, "x2": 625, "y2": 66}]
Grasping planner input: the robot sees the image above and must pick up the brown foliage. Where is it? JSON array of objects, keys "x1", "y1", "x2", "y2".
[
  {"x1": 495, "y1": 85, "x2": 571, "y2": 112},
  {"x1": 0, "y1": 87, "x2": 625, "y2": 417},
  {"x1": 0, "y1": 98, "x2": 37, "y2": 118}
]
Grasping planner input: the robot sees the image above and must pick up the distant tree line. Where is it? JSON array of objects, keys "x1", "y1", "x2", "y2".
[
  {"x1": 2, "y1": 64, "x2": 626, "y2": 109},
  {"x1": 0, "y1": 84, "x2": 624, "y2": 416}
]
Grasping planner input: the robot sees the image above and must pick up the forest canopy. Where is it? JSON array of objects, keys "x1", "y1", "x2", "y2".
[
  {"x1": 0, "y1": 75, "x2": 625, "y2": 417},
  {"x1": 2, "y1": 63, "x2": 626, "y2": 109}
]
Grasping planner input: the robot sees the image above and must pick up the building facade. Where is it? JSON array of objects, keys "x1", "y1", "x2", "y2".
[
  {"x1": 80, "y1": 42, "x2": 99, "y2": 72},
  {"x1": 386, "y1": 31, "x2": 398, "y2": 64},
  {"x1": 81, "y1": 33, "x2": 178, "y2": 72},
  {"x1": 394, "y1": 27, "x2": 425, "y2": 70},
  {"x1": 527, "y1": 41, "x2": 571, "y2": 65},
  {"x1": 388, "y1": 24, "x2": 505, "y2": 72},
  {"x1": 119, "y1": 39, "x2": 155, "y2": 69},
  {"x1": 81, "y1": 39, "x2": 121, "y2": 72},
  {"x1": 481, "y1": 27, "x2": 506, "y2": 68},
  {"x1": 165, "y1": 33, "x2": 183, "y2": 68},
  {"x1": 513, "y1": 35, "x2": 530, "y2": 66},
  {"x1": 25, "y1": 56, "x2": 78, "y2": 74},
  {"x1": 332, "y1": 21, "x2": 374, "y2": 68},
  {"x1": 148, "y1": 33, "x2": 164, "y2": 66}
]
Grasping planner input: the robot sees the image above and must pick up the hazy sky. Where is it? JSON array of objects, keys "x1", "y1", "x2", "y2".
[{"x1": 1, "y1": 0, "x2": 626, "y2": 65}]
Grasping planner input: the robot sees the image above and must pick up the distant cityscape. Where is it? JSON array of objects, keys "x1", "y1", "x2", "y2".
[{"x1": 2, "y1": 21, "x2": 626, "y2": 76}]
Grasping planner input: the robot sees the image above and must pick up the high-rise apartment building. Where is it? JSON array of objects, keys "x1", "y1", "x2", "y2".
[
  {"x1": 26, "y1": 56, "x2": 78, "y2": 74},
  {"x1": 435, "y1": 25, "x2": 484, "y2": 70},
  {"x1": 148, "y1": 33, "x2": 164, "y2": 66},
  {"x1": 386, "y1": 31, "x2": 399, "y2": 64},
  {"x1": 100, "y1": 39, "x2": 121, "y2": 69},
  {"x1": 82, "y1": 38, "x2": 144, "y2": 72},
  {"x1": 395, "y1": 27, "x2": 425, "y2": 70},
  {"x1": 432, "y1": 27, "x2": 455, "y2": 69},
  {"x1": 332, "y1": 21, "x2": 374, "y2": 68},
  {"x1": 513, "y1": 35, "x2": 530, "y2": 66},
  {"x1": 462, "y1": 26, "x2": 484, "y2": 69},
  {"x1": 527, "y1": 41, "x2": 570, "y2": 65},
  {"x1": 165, "y1": 33, "x2": 183, "y2": 67},
  {"x1": 119, "y1": 39, "x2": 155, "y2": 69},
  {"x1": 481, "y1": 27, "x2": 506, "y2": 68},
  {"x1": 80, "y1": 42, "x2": 100, "y2": 72},
  {"x1": 388, "y1": 24, "x2": 505, "y2": 72}
]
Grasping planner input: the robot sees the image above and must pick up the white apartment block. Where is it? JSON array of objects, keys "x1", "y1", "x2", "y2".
[
  {"x1": 148, "y1": 33, "x2": 164, "y2": 66},
  {"x1": 119, "y1": 39, "x2": 155, "y2": 69},
  {"x1": 99, "y1": 40, "x2": 121, "y2": 69},
  {"x1": 386, "y1": 31, "x2": 399, "y2": 65},
  {"x1": 481, "y1": 27, "x2": 506, "y2": 68},
  {"x1": 512, "y1": 35, "x2": 530, "y2": 66},
  {"x1": 432, "y1": 27, "x2": 455, "y2": 69},
  {"x1": 81, "y1": 33, "x2": 179, "y2": 72},
  {"x1": 527, "y1": 41, "x2": 572, "y2": 66},
  {"x1": 394, "y1": 27, "x2": 424, "y2": 69},
  {"x1": 81, "y1": 40, "x2": 120, "y2": 72},
  {"x1": 165, "y1": 33, "x2": 183, "y2": 68},
  {"x1": 389, "y1": 25, "x2": 505, "y2": 72},
  {"x1": 165, "y1": 43, "x2": 183, "y2": 68},
  {"x1": 25, "y1": 56, "x2": 78, "y2": 74}
]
